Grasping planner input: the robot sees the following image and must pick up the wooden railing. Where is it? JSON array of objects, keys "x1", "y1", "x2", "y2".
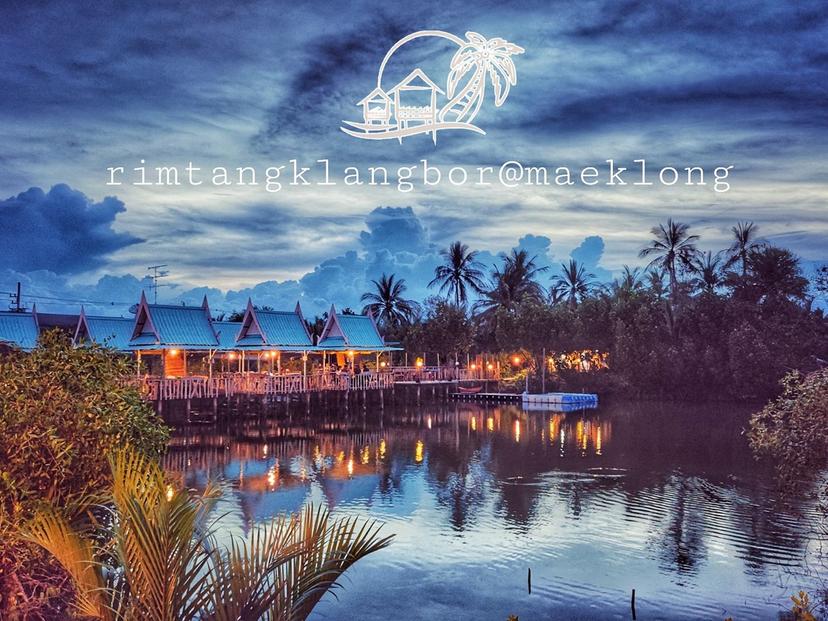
[
  {"x1": 391, "y1": 366, "x2": 500, "y2": 382},
  {"x1": 136, "y1": 370, "x2": 397, "y2": 400}
]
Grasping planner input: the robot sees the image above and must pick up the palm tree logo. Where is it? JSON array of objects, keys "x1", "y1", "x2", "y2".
[{"x1": 341, "y1": 30, "x2": 524, "y2": 143}]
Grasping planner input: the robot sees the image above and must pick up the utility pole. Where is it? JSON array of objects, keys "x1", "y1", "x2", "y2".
[
  {"x1": 15, "y1": 282, "x2": 21, "y2": 312},
  {"x1": 146, "y1": 264, "x2": 169, "y2": 304}
]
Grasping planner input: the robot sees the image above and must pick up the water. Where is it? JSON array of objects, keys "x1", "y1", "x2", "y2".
[{"x1": 163, "y1": 400, "x2": 826, "y2": 620}]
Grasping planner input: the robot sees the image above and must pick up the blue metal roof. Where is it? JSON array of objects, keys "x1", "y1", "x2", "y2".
[
  {"x1": 0, "y1": 311, "x2": 39, "y2": 351},
  {"x1": 84, "y1": 316, "x2": 134, "y2": 350},
  {"x1": 213, "y1": 321, "x2": 241, "y2": 350},
  {"x1": 132, "y1": 304, "x2": 218, "y2": 348},
  {"x1": 256, "y1": 310, "x2": 313, "y2": 348},
  {"x1": 315, "y1": 335, "x2": 347, "y2": 350},
  {"x1": 337, "y1": 314, "x2": 385, "y2": 349}
]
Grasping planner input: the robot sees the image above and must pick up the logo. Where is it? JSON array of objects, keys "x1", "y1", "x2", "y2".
[{"x1": 341, "y1": 30, "x2": 524, "y2": 143}]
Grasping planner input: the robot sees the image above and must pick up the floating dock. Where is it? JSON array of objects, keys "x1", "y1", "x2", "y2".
[
  {"x1": 450, "y1": 391, "x2": 598, "y2": 407},
  {"x1": 522, "y1": 392, "x2": 598, "y2": 406}
]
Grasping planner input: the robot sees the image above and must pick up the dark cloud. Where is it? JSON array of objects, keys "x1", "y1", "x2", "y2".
[{"x1": 0, "y1": 184, "x2": 141, "y2": 274}]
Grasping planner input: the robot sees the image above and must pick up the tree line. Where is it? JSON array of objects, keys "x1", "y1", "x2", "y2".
[{"x1": 359, "y1": 220, "x2": 828, "y2": 400}]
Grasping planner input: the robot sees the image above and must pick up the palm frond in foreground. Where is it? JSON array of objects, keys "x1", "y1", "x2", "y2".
[{"x1": 25, "y1": 449, "x2": 392, "y2": 621}]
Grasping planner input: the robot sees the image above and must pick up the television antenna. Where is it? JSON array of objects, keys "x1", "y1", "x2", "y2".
[{"x1": 147, "y1": 264, "x2": 170, "y2": 304}]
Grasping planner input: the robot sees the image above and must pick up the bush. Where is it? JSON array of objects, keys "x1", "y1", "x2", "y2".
[
  {"x1": 0, "y1": 330, "x2": 169, "y2": 619},
  {"x1": 748, "y1": 369, "x2": 828, "y2": 490}
]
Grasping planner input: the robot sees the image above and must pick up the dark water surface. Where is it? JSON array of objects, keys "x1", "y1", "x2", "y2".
[{"x1": 163, "y1": 400, "x2": 825, "y2": 620}]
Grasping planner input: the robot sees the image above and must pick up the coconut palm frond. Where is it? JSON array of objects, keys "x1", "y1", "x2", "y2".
[
  {"x1": 108, "y1": 449, "x2": 220, "y2": 621},
  {"x1": 25, "y1": 510, "x2": 113, "y2": 620},
  {"x1": 280, "y1": 506, "x2": 393, "y2": 621}
]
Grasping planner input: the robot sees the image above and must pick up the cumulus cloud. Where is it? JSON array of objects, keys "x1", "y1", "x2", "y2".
[
  {"x1": 569, "y1": 235, "x2": 614, "y2": 281},
  {"x1": 0, "y1": 184, "x2": 141, "y2": 274},
  {"x1": 2, "y1": 205, "x2": 616, "y2": 317}
]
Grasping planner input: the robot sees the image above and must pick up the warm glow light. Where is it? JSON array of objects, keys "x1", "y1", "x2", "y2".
[
  {"x1": 347, "y1": 457, "x2": 354, "y2": 477},
  {"x1": 169, "y1": 349, "x2": 179, "y2": 357},
  {"x1": 348, "y1": 350, "x2": 355, "y2": 357},
  {"x1": 470, "y1": 416, "x2": 477, "y2": 431},
  {"x1": 267, "y1": 466, "x2": 277, "y2": 487},
  {"x1": 470, "y1": 363, "x2": 477, "y2": 370},
  {"x1": 229, "y1": 352, "x2": 237, "y2": 360},
  {"x1": 415, "y1": 359, "x2": 424, "y2": 368},
  {"x1": 262, "y1": 444, "x2": 268, "y2": 457},
  {"x1": 165, "y1": 485, "x2": 174, "y2": 502},
  {"x1": 380, "y1": 361, "x2": 387, "y2": 367},
  {"x1": 361, "y1": 445, "x2": 370, "y2": 465},
  {"x1": 426, "y1": 416, "x2": 432, "y2": 429},
  {"x1": 414, "y1": 440, "x2": 424, "y2": 463},
  {"x1": 379, "y1": 439, "x2": 386, "y2": 460},
  {"x1": 514, "y1": 420, "x2": 521, "y2": 442},
  {"x1": 512, "y1": 355, "x2": 522, "y2": 365},
  {"x1": 487, "y1": 417, "x2": 494, "y2": 432},
  {"x1": 487, "y1": 363, "x2": 494, "y2": 370},
  {"x1": 596, "y1": 426, "x2": 602, "y2": 455}
]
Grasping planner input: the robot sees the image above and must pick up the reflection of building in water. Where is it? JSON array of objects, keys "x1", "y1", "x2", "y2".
[{"x1": 163, "y1": 405, "x2": 614, "y2": 530}]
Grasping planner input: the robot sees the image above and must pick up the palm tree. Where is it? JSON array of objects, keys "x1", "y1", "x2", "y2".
[
  {"x1": 552, "y1": 259, "x2": 595, "y2": 307},
  {"x1": 604, "y1": 265, "x2": 644, "y2": 300},
  {"x1": 360, "y1": 273, "x2": 420, "y2": 326},
  {"x1": 646, "y1": 269, "x2": 669, "y2": 299},
  {"x1": 25, "y1": 449, "x2": 391, "y2": 621},
  {"x1": 740, "y1": 246, "x2": 809, "y2": 303},
  {"x1": 438, "y1": 32, "x2": 524, "y2": 124},
  {"x1": 428, "y1": 241, "x2": 486, "y2": 307},
  {"x1": 638, "y1": 219, "x2": 699, "y2": 298},
  {"x1": 726, "y1": 221, "x2": 764, "y2": 275},
  {"x1": 691, "y1": 251, "x2": 724, "y2": 294},
  {"x1": 474, "y1": 249, "x2": 546, "y2": 315}
]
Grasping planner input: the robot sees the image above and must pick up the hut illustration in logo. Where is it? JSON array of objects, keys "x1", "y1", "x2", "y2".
[{"x1": 341, "y1": 30, "x2": 524, "y2": 143}]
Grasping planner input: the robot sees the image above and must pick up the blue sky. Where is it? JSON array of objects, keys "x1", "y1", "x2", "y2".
[{"x1": 1, "y1": 0, "x2": 826, "y2": 316}]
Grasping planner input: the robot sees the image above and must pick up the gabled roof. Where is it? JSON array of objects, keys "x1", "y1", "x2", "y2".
[
  {"x1": 357, "y1": 87, "x2": 391, "y2": 105},
  {"x1": 130, "y1": 292, "x2": 218, "y2": 350},
  {"x1": 236, "y1": 299, "x2": 313, "y2": 351},
  {"x1": 388, "y1": 68, "x2": 445, "y2": 95},
  {"x1": 317, "y1": 305, "x2": 387, "y2": 351},
  {"x1": 0, "y1": 309, "x2": 39, "y2": 351},
  {"x1": 74, "y1": 308, "x2": 134, "y2": 350},
  {"x1": 213, "y1": 321, "x2": 241, "y2": 350}
]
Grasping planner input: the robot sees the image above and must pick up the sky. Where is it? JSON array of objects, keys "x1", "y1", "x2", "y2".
[{"x1": 0, "y1": 0, "x2": 826, "y2": 317}]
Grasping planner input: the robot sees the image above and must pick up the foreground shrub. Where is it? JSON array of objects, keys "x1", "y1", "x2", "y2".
[
  {"x1": 748, "y1": 368, "x2": 828, "y2": 489},
  {"x1": 0, "y1": 330, "x2": 169, "y2": 618},
  {"x1": 25, "y1": 449, "x2": 391, "y2": 621}
]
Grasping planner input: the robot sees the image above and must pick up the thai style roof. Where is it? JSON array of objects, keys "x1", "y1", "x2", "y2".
[
  {"x1": 236, "y1": 299, "x2": 313, "y2": 351},
  {"x1": 357, "y1": 87, "x2": 391, "y2": 105},
  {"x1": 316, "y1": 305, "x2": 392, "y2": 351},
  {"x1": 213, "y1": 321, "x2": 241, "y2": 350},
  {"x1": 74, "y1": 309, "x2": 134, "y2": 350},
  {"x1": 0, "y1": 309, "x2": 39, "y2": 351},
  {"x1": 388, "y1": 68, "x2": 445, "y2": 94},
  {"x1": 130, "y1": 292, "x2": 219, "y2": 350}
]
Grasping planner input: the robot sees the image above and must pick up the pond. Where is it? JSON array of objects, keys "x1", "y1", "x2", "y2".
[{"x1": 163, "y1": 400, "x2": 826, "y2": 620}]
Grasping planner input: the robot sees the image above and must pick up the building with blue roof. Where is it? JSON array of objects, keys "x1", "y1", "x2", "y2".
[
  {"x1": 316, "y1": 305, "x2": 393, "y2": 352},
  {"x1": 236, "y1": 299, "x2": 314, "y2": 351},
  {"x1": 74, "y1": 308, "x2": 134, "y2": 350},
  {"x1": 0, "y1": 308, "x2": 40, "y2": 351}
]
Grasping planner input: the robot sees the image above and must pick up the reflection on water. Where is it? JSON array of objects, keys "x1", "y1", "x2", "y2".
[{"x1": 164, "y1": 401, "x2": 825, "y2": 620}]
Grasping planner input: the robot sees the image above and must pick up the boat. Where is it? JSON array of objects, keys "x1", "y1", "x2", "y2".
[{"x1": 457, "y1": 385, "x2": 484, "y2": 394}]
